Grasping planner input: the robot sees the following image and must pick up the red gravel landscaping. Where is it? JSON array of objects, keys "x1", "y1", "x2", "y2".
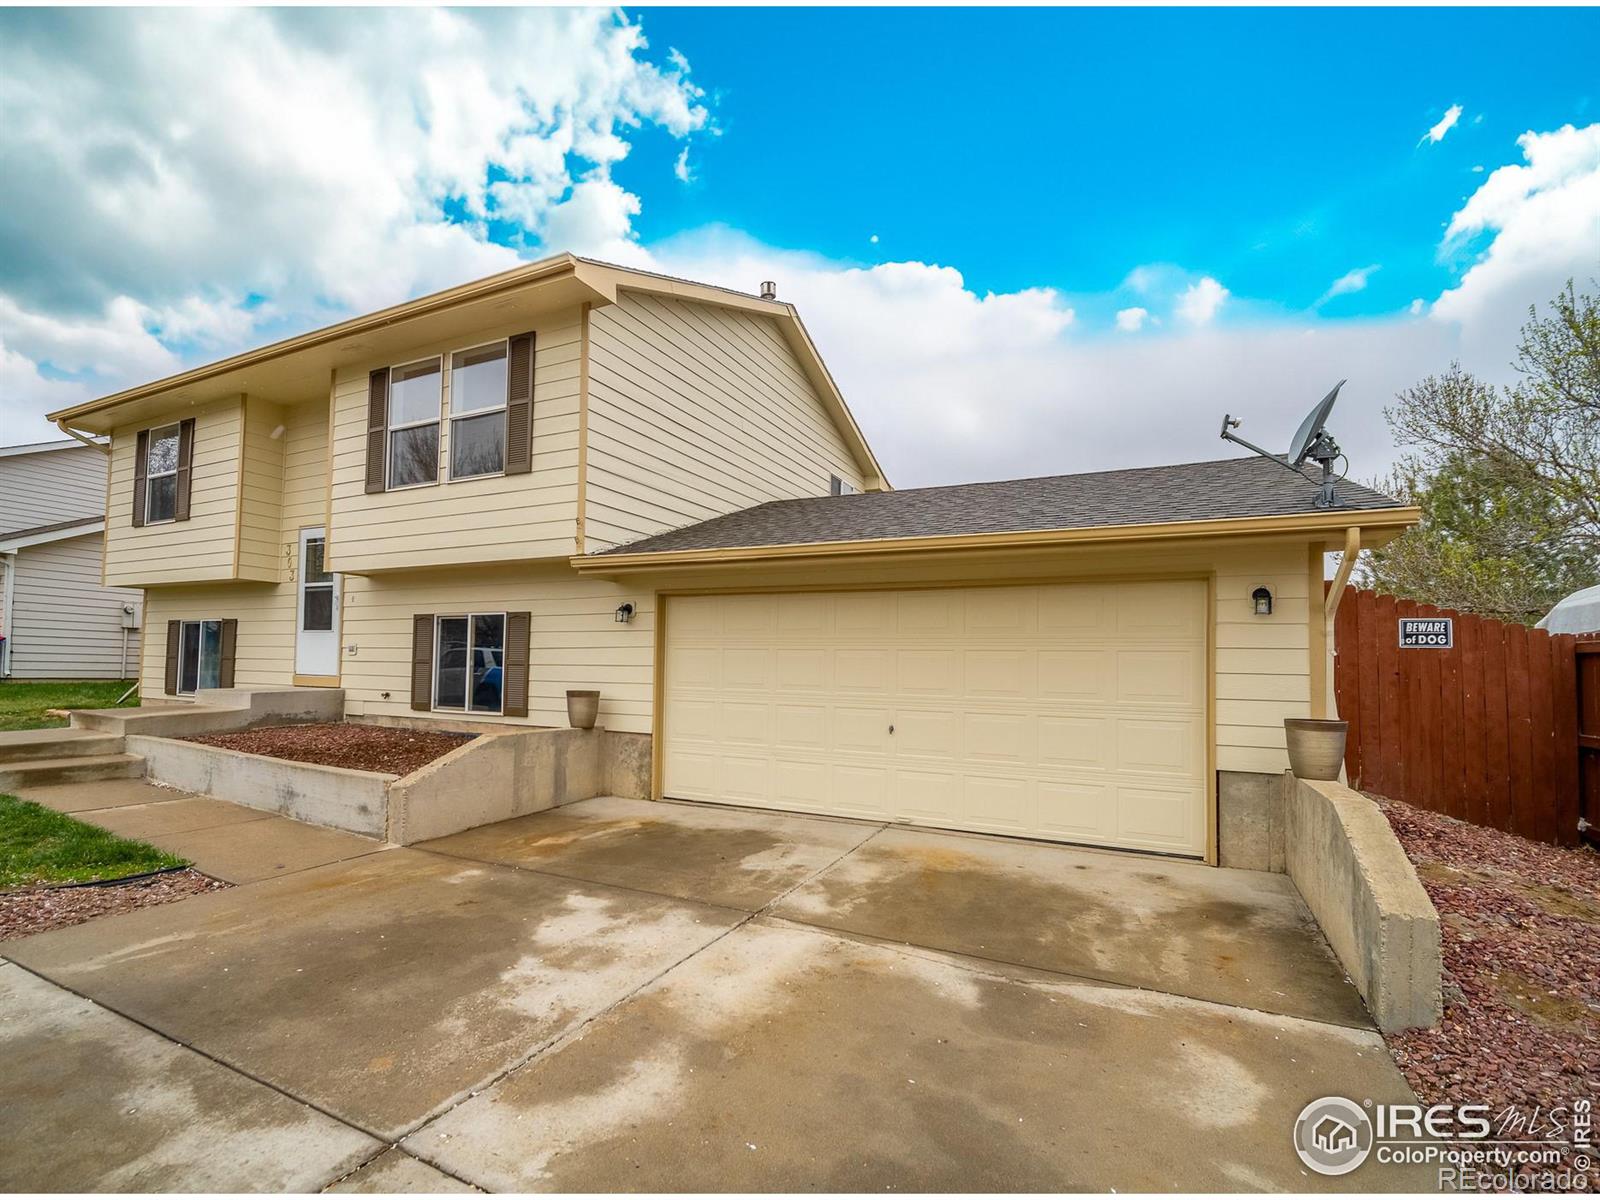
[
  {"x1": 1376, "y1": 795, "x2": 1599, "y2": 1190},
  {"x1": 184, "y1": 722, "x2": 473, "y2": 777},
  {"x1": 1, "y1": 869, "x2": 227, "y2": 942}
]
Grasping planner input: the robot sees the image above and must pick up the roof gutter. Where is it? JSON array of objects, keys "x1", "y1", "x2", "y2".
[{"x1": 572, "y1": 506, "x2": 1421, "y2": 575}]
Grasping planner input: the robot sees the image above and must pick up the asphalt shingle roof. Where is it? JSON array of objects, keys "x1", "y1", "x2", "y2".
[{"x1": 598, "y1": 456, "x2": 1404, "y2": 557}]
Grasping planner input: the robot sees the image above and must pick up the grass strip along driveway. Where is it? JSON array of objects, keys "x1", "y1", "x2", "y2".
[
  {"x1": 0, "y1": 793, "x2": 185, "y2": 888},
  {"x1": 0, "y1": 680, "x2": 136, "y2": 732}
]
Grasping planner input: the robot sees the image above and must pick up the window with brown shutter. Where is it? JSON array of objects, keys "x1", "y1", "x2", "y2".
[
  {"x1": 504, "y1": 611, "x2": 531, "y2": 717},
  {"x1": 133, "y1": 430, "x2": 150, "y2": 527},
  {"x1": 173, "y1": 418, "x2": 195, "y2": 522},
  {"x1": 504, "y1": 331, "x2": 535, "y2": 474},
  {"x1": 217, "y1": 619, "x2": 238, "y2": 688},
  {"x1": 164, "y1": 620, "x2": 181, "y2": 693},
  {"x1": 365, "y1": 369, "x2": 388, "y2": 493},
  {"x1": 411, "y1": 614, "x2": 435, "y2": 710}
]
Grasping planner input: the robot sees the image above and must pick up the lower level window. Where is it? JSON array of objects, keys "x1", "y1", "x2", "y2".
[
  {"x1": 434, "y1": 613, "x2": 505, "y2": 714},
  {"x1": 178, "y1": 620, "x2": 223, "y2": 695}
]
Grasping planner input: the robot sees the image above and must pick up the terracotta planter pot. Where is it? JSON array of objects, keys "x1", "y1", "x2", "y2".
[
  {"x1": 1284, "y1": 718, "x2": 1348, "y2": 781},
  {"x1": 566, "y1": 689, "x2": 600, "y2": 730}
]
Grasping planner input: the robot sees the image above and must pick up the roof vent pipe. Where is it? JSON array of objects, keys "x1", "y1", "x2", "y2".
[{"x1": 759, "y1": 281, "x2": 777, "y2": 301}]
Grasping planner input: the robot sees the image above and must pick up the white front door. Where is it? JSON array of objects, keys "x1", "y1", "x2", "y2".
[{"x1": 294, "y1": 527, "x2": 340, "y2": 677}]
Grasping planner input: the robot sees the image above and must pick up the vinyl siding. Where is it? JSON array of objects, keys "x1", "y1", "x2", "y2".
[
  {"x1": 236, "y1": 396, "x2": 286, "y2": 582},
  {"x1": 0, "y1": 444, "x2": 107, "y2": 532},
  {"x1": 584, "y1": 291, "x2": 866, "y2": 552},
  {"x1": 339, "y1": 564, "x2": 652, "y2": 734},
  {"x1": 281, "y1": 399, "x2": 331, "y2": 539},
  {"x1": 327, "y1": 309, "x2": 583, "y2": 573},
  {"x1": 7, "y1": 533, "x2": 141, "y2": 679},
  {"x1": 139, "y1": 583, "x2": 296, "y2": 696},
  {"x1": 105, "y1": 399, "x2": 243, "y2": 587}
]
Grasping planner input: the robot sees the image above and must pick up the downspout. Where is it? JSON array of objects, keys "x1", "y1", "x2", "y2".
[
  {"x1": 55, "y1": 419, "x2": 109, "y2": 454},
  {"x1": 1, "y1": 549, "x2": 15, "y2": 678},
  {"x1": 1325, "y1": 526, "x2": 1361, "y2": 620}
]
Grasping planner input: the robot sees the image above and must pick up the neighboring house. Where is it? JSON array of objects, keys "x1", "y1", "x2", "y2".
[
  {"x1": 0, "y1": 439, "x2": 142, "y2": 680},
  {"x1": 46, "y1": 254, "x2": 1418, "y2": 864}
]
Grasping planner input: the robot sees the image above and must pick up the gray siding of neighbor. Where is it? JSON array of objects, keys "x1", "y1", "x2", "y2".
[
  {"x1": 7, "y1": 532, "x2": 141, "y2": 680},
  {"x1": 0, "y1": 442, "x2": 108, "y2": 532}
]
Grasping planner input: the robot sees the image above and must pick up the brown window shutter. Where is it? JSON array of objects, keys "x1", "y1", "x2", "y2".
[
  {"x1": 366, "y1": 369, "x2": 389, "y2": 493},
  {"x1": 173, "y1": 418, "x2": 196, "y2": 522},
  {"x1": 504, "y1": 331, "x2": 535, "y2": 475},
  {"x1": 411, "y1": 614, "x2": 435, "y2": 711},
  {"x1": 217, "y1": 619, "x2": 238, "y2": 688},
  {"x1": 133, "y1": 429, "x2": 150, "y2": 527},
  {"x1": 164, "y1": 620, "x2": 180, "y2": 694},
  {"x1": 504, "y1": 611, "x2": 531, "y2": 718}
]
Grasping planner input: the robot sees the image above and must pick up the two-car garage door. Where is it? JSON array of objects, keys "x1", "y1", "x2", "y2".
[{"x1": 662, "y1": 580, "x2": 1208, "y2": 857}]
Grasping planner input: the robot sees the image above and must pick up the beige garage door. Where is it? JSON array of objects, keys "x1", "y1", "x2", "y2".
[{"x1": 663, "y1": 580, "x2": 1209, "y2": 856}]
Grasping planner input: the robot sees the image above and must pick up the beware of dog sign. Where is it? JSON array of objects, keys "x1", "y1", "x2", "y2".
[{"x1": 1398, "y1": 617, "x2": 1453, "y2": 649}]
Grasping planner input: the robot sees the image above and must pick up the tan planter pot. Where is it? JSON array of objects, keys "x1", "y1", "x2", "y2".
[
  {"x1": 566, "y1": 689, "x2": 600, "y2": 731},
  {"x1": 1284, "y1": 718, "x2": 1348, "y2": 781}
]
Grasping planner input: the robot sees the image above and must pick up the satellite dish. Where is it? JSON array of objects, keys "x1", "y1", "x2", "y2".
[
  {"x1": 1219, "y1": 380, "x2": 1349, "y2": 509},
  {"x1": 1287, "y1": 381, "x2": 1344, "y2": 467}
]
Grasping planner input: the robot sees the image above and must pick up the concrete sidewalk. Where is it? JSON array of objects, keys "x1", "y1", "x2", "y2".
[{"x1": 2, "y1": 795, "x2": 1439, "y2": 1192}]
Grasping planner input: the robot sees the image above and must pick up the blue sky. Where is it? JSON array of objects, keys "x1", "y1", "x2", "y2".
[
  {"x1": 627, "y1": 7, "x2": 1594, "y2": 316},
  {"x1": 1, "y1": 7, "x2": 1596, "y2": 485}
]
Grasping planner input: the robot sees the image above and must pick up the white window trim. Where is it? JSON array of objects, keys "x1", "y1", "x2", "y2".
[
  {"x1": 385, "y1": 356, "x2": 443, "y2": 492},
  {"x1": 445, "y1": 338, "x2": 510, "y2": 483},
  {"x1": 175, "y1": 618, "x2": 222, "y2": 696},
  {"x1": 145, "y1": 422, "x2": 182, "y2": 525},
  {"x1": 431, "y1": 611, "x2": 508, "y2": 716}
]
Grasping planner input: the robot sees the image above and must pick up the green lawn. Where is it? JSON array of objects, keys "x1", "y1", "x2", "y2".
[
  {"x1": 0, "y1": 793, "x2": 186, "y2": 888},
  {"x1": 0, "y1": 679, "x2": 137, "y2": 732}
]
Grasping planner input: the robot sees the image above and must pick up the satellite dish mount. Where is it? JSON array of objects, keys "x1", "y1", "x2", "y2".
[{"x1": 1220, "y1": 380, "x2": 1347, "y2": 509}]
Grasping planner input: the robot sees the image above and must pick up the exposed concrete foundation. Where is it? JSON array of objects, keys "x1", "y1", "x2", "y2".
[
  {"x1": 71, "y1": 686, "x2": 345, "y2": 738},
  {"x1": 1284, "y1": 772, "x2": 1442, "y2": 1031},
  {"x1": 386, "y1": 727, "x2": 650, "y2": 843},
  {"x1": 1216, "y1": 770, "x2": 1286, "y2": 872},
  {"x1": 130, "y1": 734, "x2": 392, "y2": 838}
]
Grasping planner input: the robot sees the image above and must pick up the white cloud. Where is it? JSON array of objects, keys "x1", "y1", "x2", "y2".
[
  {"x1": 1176, "y1": 277, "x2": 1229, "y2": 326},
  {"x1": 1421, "y1": 104, "x2": 1464, "y2": 145},
  {"x1": 1115, "y1": 306, "x2": 1149, "y2": 332},
  {"x1": 1317, "y1": 264, "x2": 1381, "y2": 305},
  {"x1": 0, "y1": 7, "x2": 704, "y2": 440},
  {"x1": 1431, "y1": 122, "x2": 1600, "y2": 337},
  {"x1": 674, "y1": 146, "x2": 694, "y2": 184}
]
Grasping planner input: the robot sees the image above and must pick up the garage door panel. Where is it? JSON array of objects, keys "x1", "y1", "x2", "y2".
[
  {"x1": 1038, "y1": 650, "x2": 1110, "y2": 701},
  {"x1": 964, "y1": 649, "x2": 1034, "y2": 699},
  {"x1": 892, "y1": 708, "x2": 960, "y2": 759},
  {"x1": 1038, "y1": 715, "x2": 1113, "y2": 770},
  {"x1": 835, "y1": 649, "x2": 891, "y2": 692},
  {"x1": 664, "y1": 582, "x2": 1207, "y2": 858}
]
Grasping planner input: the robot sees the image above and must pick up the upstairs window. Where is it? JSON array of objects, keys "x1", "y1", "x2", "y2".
[
  {"x1": 146, "y1": 423, "x2": 181, "y2": 522},
  {"x1": 449, "y1": 341, "x2": 507, "y2": 479},
  {"x1": 387, "y1": 358, "x2": 441, "y2": 488}
]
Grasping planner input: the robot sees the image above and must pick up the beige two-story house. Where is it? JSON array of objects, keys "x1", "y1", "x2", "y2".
[{"x1": 47, "y1": 254, "x2": 1416, "y2": 866}]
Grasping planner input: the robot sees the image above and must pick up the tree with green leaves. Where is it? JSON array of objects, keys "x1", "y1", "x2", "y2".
[{"x1": 1359, "y1": 280, "x2": 1600, "y2": 624}]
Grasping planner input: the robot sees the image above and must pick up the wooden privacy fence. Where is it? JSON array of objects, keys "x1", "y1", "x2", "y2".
[{"x1": 1333, "y1": 587, "x2": 1591, "y2": 847}]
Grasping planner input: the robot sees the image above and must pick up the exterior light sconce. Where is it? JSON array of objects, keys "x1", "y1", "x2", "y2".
[
  {"x1": 615, "y1": 603, "x2": 636, "y2": 624},
  {"x1": 1252, "y1": 587, "x2": 1273, "y2": 616}
]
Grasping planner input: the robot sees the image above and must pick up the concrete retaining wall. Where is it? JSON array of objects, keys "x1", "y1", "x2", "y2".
[
  {"x1": 1284, "y1": 773, "x2": 1442, "y2": 1032},
  {"x1": 1217, "y1": 770, "x2": 1286, "y2": 872},
  {"x1": 130, "y1": 734, "x2": 392, "y2": 838},
  {"x1": 73, "y1": 687, "x2": 345, "y2": 738}
]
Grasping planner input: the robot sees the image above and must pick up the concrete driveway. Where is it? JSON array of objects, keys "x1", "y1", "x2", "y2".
[{"x1": 1, "y1": 792, "x2": 1435, "y2": 1192}]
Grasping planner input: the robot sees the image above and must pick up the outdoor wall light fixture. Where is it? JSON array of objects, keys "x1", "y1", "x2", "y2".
[
  {"x1": 615, "y1": 603, "x2": 636, "y2": 624},
  {"x1": 1252, "y1": 587, "x2": 1273, "y2": 616}
]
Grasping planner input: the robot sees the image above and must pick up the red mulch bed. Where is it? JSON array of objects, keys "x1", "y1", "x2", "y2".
[
  {"x1": 0, "y1": 869, "x2": 227, "y2": 942},
  {"x1": 1376, "y1": 795, "x2": 1600, "y2": 1190},
  {"x1": 183, "y1": 722, "x2": 473, "y2": 777}
]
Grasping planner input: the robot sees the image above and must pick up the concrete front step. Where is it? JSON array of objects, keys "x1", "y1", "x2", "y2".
[
  {"x1": 0, "y1": 729, "x2": 125, "y2": 764},
  {"x1": 0, "y1": 753, "x2": 146, "y2": 791}
]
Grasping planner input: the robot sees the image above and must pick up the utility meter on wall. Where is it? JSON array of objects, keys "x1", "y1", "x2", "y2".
[{"x1": 119, "y1": 603, "x2": 141, "y2": 630}]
